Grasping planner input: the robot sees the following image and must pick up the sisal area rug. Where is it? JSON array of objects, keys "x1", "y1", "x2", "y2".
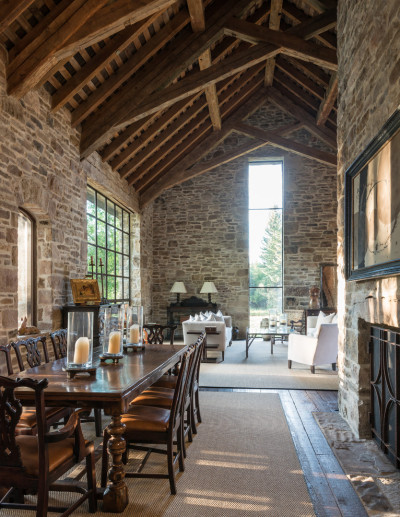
[
  {"x1": 199, "y1": 339, "x2": 339, "y2": 390},
  {"x1": 7, "y1": 392, "x2": 315, "y2": 517}
]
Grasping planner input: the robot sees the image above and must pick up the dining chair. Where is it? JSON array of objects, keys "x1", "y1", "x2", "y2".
[
  {"x1": 1, "y1": 342, "x2": 70, "y2": 436},
  {"x1": 0, "y1": 375, "x2": 97, "y2": 517},
  {"x1": 8, "y1": 336, "x2": 71, "y2": 434},
  {"x1": 144, "y1": 324, "x2": 177, "y2": 344},
  {"x1": 101, "y1": 348, "x2": 192, "y2": 495},
  {"x1": 49, "y1": 329, "x2": 102, "y2": 437},
  {"x1": 49, "y1": 329, "x2": 67, "y2": 360}
]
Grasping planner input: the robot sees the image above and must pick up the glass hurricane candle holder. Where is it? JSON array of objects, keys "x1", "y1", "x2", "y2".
[
  {"x1": 125, "y1": 306, "x2": 144, "y2": 351},
  {"x1": 66, "y1": 310, "x2": 94, "y2": 370},
  {"x1": 269, "y1": 311, "x2": 277, "y2": 330},
  {"x1": 279, "y1": 313, "x2": 287, "y2": 329},
  {"x1": 101, "y1": 306, "x2": 124, "y2": 360}
]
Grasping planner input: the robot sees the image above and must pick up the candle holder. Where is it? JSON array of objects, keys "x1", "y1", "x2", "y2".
[
  {"x1": 269, "y1": 310, "x2": 277, "y2": 330},
  {"x1": 279, "y1": 313, "x2": 288, "y2": 330},
  {"x1": 64, "y1": 310, "x2": 96, "y2": 378},
  {"x1": 124, "y1": 306, "x2": 144, "y2": 352},
  {"x1": 100, "y1": 306, "x2": 124, "y2": 364}
]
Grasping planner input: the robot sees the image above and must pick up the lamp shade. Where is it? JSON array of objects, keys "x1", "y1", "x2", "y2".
[
  {"x1": 170, "y1": 281, "x2": 187, "y2": 294},
  {"x1": 200, "y1": 281, "x2": 218, "y2": 294}
]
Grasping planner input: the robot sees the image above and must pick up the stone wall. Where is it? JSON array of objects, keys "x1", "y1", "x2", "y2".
[
  {"x1": 337, "y1": 0, "x2": 400, "y2": 437},
  {"x1": 0, "y1": 50, "x2": 139, "y2": 343},
  {"x1": 150, "y1": 101, "x2": 337, "y2": 337}
]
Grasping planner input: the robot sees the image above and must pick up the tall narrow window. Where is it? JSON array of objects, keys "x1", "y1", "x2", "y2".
[
  {"x1": 18, "y1": 209, "x2": 36, "y2": 325},
  {"x1": 86, "y1": 186, "x2": 131, "y2": 303},
  {"x1": 249, "y1": 161, "x2": 283, "y2": 327}
]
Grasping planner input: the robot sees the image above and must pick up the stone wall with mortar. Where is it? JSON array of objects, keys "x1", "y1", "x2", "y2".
[
  {"x1": 150, "y1": 101, "x2": 337, "y2": 337},
  {"x1": 0, "y1": 49, "x2": 139, "y2": 343},
  {"x1": 337, "y1": 0, "x2": 400, "y2": 437}
]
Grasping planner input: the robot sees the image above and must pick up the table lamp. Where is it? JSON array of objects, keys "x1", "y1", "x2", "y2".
[
  {"x1": 200, "y1": 281, "x2": 218, "y2": 303},
  {"x1": 170, "y1": 281, "x2": 187, "y2": 303}
]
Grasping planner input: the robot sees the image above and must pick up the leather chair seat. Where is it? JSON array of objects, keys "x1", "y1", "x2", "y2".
[
  {"x1": 152, "y1": 375, "x2": 177, "y2": 389},
  {"x1": 123, "y1": 405, "x2": 171, "y2": 437},
  {"x1": 130, "y1": 386, "x2": 174, "y2": 410},
  {"x1": 16, "y1": 406, "x2": 68, "y2": 434},
  {"x1": 15, "y1": 436, "x2": 77, "y2": 477}
]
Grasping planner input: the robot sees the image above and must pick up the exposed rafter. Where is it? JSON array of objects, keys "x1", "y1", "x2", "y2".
[{"x1": 264, "y1": 0, "x2": 283, "y2": 86}]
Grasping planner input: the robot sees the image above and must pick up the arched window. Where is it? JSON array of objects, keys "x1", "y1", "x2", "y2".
[{"x1": 18, "y1": 209, "x2": 36, "y2": 326}]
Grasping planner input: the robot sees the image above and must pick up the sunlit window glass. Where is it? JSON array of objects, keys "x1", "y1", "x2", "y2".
[
  {"x1": 249, "y1": 162, "x2": 283, "y2": 328},
  {"x1": 86, "y1": 186, "x2": 131, "y2": 303},
  {"x1": 18, "y1": 211, "x2": 34, "y2": 325}
]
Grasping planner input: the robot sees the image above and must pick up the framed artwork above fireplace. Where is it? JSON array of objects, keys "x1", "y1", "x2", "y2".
[{"x1": 345, "y1": 109, "x2": 400, "y2": 281}]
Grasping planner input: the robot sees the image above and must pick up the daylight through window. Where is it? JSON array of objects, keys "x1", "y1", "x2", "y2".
[
  {"x1": 249, "y1": 161, "x2": 283, "y2": 327},
  {"x1": 87, "y1": 186, "x2": 131, "y2": 303}
]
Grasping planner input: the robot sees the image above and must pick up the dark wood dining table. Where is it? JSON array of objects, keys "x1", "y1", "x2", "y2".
[{"x1": 12, "y1": 343, "x2": 187, "y2": 513}]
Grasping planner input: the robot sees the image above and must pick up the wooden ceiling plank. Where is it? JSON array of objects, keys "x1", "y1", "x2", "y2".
[
  {"x1": 7, "y1": 0, "x2": 108, "y2": 98},
  {"x1": 121, "y1": 66, "x2": 263, "y2": 179},
  {"x1": 316, "y1": 72, "x2": 338, "y2": 126},
  {"x1": 275, "y1": 56, "x2": 326, "y2": 101},
  {"x1": 51, "y1": 14, "x2": 161, "y2": 112},
  {"x1": 102, "y1": 4, "x2": 269, "y2": 161},
  {"x1": 235, "y1": 121, "x2": 337, "y2": 166},
  {"x1": 79, "y1": 0, "x2": 255, "y2": 154},
  {"x1": 0, "y1": 0, "x2": 36, "y2": 34},
  {"x1": 264, "y1": 0, "x2": 283, "y2": 86},
  {"x1": 266, "y1": 85, "x2": 336, "y2": 148},
  {"x1": 302, "y1": 0, "x2": 337, "y2": 13},
  {"x1": 8, "y1": 0, "x2": 76, "y2": 73},
  {"x1": 282, "y1": 1, "x2": 336, "y2": 49},
  {"x1": 181, "y1": 122, "x2": 304, "y2": 179},
  {"x1": 71, "y1": 9, "x2": 191, "y2": 127},
  {"x1": 284, "y1": 56, "x2": 330, "y2": 87},
  {"x1": 274, "y1": 69, "x2": 322, "y2": 113},
  {"x1": 224, "y1": 18, "x2": 337, "y2": 70},
  {"x1": 59, "y1": 0, "x2": 177, "y2": 58},
  {"x1": 138, "y1": 84, "x2": 269, "y2": 202},
  {"x1": 132, "y1": 73, "x2": 265, "y2": 190}
]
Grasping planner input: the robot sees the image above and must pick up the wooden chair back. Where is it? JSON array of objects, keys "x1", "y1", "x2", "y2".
[
  {"x1": 144, "y1": 324, "x2": 177, "y2": 345},
  {"x1": 0, "y1": 343, "x2": 13, "y2": 375},
  {"x1": 50, "y1": 329, "x2": 67, "y2": 359},
  {"x1": 10, "y1": 336, "x2": 49, "y2": 372},
  {"x1": 169, "y1": 347, "x2": 193, "y2": 435}
]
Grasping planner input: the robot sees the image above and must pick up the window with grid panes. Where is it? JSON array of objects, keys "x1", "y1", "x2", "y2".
[{"x1": 86, "y1": 186, "x2": 131, "y2": 303}]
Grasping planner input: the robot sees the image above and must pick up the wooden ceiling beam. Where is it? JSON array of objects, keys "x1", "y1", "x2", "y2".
[
  {"x1": 116, "y1": 8, "x2": 338, "y2": 131},
  {"x1": 316, "y1": 72, "x2": 338, "y2": 126},
  {"x1": 122, "y1": 65, "x2": 264, "y2": 180},
  {"x1": 284, "y1": 56, "x2": 330, "y2": 87},
  {"x1": 282, "y1": 1, "x2": 336, "y2": 49},
  {"x1": 79, "y1": 0, "x2": 258, "y2": 155},
  {"x1": 302, "y1": 0, "x2": 337, "y2": 13},
  {"x1": 187, "y1": 0, "x2": 221, "y2": 130},
  {"x1": 102, "y1": 3, "x2": 270, "y2": 162},
  {"x1": 51, "y1": 13, "x2": 162, "y2": 112},
  {"x1": 59, "y1": 0, "x2": 177, "y2": 58},
  {"x1": 266, "y1": 86, "x2": 336, "y2": 148},
  {"x1": 275, "y1": 56, "x2": 326, "y2": 101},
  {"x1": 235, "y1": 122, "x2": 337, "y2": 166},
  {"x1": 274, "y1": 69, "x2": 325, "y2": 116},
  {"x1": 139, "y1": 85, "x2": 269, "y2": 204},
  {"x1": 7, "y1": 0, "x2": 108, "y2": 98},
  {"x1": 264, "y1": 0, "x2": 283, "y2": 86},
  {"x1": 71, "y1": 9, "x2": 191, "y2": 127},
  {"x1": 0, "y1": 0, "x2": 36, "y2": 34},
  {"x1": 181, "y1": 121, "x2": 304, "y2": 179},
  {"x1": 224, "y1": 18, "x2": 337, "y2": 70},
  {"x1": 133, "y1": 75, "x2": 265, "y2": 191}
]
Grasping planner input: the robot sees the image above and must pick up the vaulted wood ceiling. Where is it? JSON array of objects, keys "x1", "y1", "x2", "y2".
[{"x1": 0, "y1": 0, "x2": 337, "y2": 207}]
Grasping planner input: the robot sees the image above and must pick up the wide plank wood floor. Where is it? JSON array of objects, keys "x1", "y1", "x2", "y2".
[{"x1": 200, "y1": 387, "x2": 368, "y2": 517}]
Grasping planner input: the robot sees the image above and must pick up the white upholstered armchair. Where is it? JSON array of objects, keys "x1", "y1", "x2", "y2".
[
  {"x1": 182, "y1": 315, "x2": 232, "y2": 361},
  {"x1": 287, "y1": 323, "x2": 338, "y2": 374}
]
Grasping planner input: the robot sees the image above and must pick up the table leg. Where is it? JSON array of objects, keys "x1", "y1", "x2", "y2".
[
  {"x1": 102, "y1": 412, "x2": 128, "y2": 513},
  {"x1": 270, "y1": 336, "x2": 275, "y2": 355},
  {"x1": 246, "y1": 332, "x2": 249, "y2": 358}
]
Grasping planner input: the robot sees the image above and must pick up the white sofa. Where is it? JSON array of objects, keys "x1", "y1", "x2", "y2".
[
  {"x1": 182, "y1": 314, "x2": 232, "y2": 361},
  {"x1": 288, "y1": 322, "x2": 338, "y2": 373}
]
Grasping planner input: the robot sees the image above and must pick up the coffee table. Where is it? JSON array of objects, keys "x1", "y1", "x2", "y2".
[{"x1": 246, "y1": 327, "x2": 290, "y2": 358}]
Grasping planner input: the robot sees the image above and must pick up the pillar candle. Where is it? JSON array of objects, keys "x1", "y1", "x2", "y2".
[
  {"x1": 108, "y1": 331, "x2": 121, "y2": 354},
  {"x1": 73, "y1": 337, "x2": 90, "y2": 364},
  {"x1": 129, "y1": 324, "x2": 140, "y2": 343}
]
